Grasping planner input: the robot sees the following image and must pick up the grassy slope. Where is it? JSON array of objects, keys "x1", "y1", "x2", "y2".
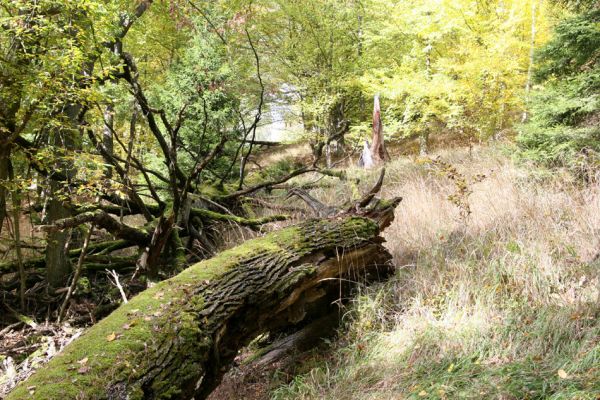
[{"x1": 270, "y1": 145, "x2": 600, "y2": 400}]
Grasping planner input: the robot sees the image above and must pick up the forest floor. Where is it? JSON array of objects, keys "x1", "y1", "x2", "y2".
[
  {"x1": 214, "y1": 144, "x2": 600, "y2": 399},
  {"x1": 2, "y1": 144, "x2": 599, "y2": 399}
]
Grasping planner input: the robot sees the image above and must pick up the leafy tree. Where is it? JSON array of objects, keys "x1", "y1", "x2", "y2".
[
  {"x1": 0, "y1": 0, "x2": 334, "y2": 307},
  {"x1": 359, "y1": 0, "x2": 551, "y2": 154},
  {"x1": 517, "y1": 6, "x2": 600, "y2": 178},
  {"x1": 253, "y1": 0, "x2": 364, "y2": 160},
  {"x1": 0, "y1": 0, "x2": 146, "y2": 287}
]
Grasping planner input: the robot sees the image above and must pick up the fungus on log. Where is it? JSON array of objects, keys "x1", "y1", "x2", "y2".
[{"x1": 6, "y1": 197, "x2": 400, "y2": 400}]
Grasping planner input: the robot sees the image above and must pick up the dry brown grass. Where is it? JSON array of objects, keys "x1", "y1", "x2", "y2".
[{"x1": 271, "y1": 145, "x2": 600, "y2": 400}]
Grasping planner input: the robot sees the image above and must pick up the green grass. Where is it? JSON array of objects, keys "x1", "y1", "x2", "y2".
[{"x1": 269, "y1": 146, "x2": 600, "y2": 400}]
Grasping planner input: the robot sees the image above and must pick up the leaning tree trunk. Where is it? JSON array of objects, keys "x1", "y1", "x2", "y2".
[
  {"x1": 522, "y1": 0, "x2": 540, "y2": 123},
  {"x1": 6, "y1": 210, "x2": 398, "y2": 400}
]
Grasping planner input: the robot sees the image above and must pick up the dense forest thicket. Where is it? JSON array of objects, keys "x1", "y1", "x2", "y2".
[
  {"x1": 517, "y1": 3, "x2": 600, "y2": 178},
  {"x1": 0, "y1": 0, "x2": 599, "y2": 399}
]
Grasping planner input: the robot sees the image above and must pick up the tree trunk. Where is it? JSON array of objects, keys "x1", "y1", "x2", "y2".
[
  {"x1": 137, "y1": 212, "x2": 175, "y2": 280},
  {"x1": 45, "y1": 180, "x2": 73, "y2": 289},
  {"x1": 0, "y1": 145, "x2": 10, "y2": 234},
  {"x1": 103, "y1": 104, "x2": 115, "y2": 179},
  {"x1": 45, "y1": 104, "x2": 79, "y2": 289},
  {"x1": 369, "y1": 94, "x2": 388, "y2": 165},
  {"x1": 419, "y1": 131, "x2": 429, "y2": 156},
  {"x1": 252, "y1": 310, "x2": 341, "y2": 368},
  {"x1": 360, "y1": 140, "x2": 374, "y2": 168},
  {"x1": 7, "y1": 215, "x2": 395, "y2": 400},
  {"x1": 522, "y1": 0, "x2": 540, "y2": 123},
  {"x1": 8, "y1": 158, "x2": 26, "y2": 309},
  {"x1": 356, "y1": 1, "x2": 365, "y2": 116}
]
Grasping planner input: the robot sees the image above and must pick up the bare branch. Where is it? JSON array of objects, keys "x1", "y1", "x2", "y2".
[
  {"x1": 106, "y1": 269, "x2": 128, "y2": 304},
  {"x1": 238, "y1": 27, "x2": 265, "y2": 190},
  {"x1": 223, "y1": 167, "x2": 317, "y2": 199},
  {"x1": 355, "y1": 167, "x2": 386, "y2": 209},
  {"x1": 243, "y1": 197, "x2": 306, "y2": 214},
  {"x1": 120, "y1": 52, "x2": 188, "y2": 187},
  {"x1": 38, "y1": 210, "x2": 150, "y2": 246},
  {"x1": 58, "y1": 224, "x2": 95, "y2": 323}
]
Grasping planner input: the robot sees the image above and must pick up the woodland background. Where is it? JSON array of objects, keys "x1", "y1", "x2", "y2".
[{"x1": 1, "y1": 0, "x2": 599, "y2": 398}]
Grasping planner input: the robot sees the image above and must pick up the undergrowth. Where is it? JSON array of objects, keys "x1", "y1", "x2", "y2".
[{"x1": 270, "y1": 145, "x2": 600, "y2": 400}]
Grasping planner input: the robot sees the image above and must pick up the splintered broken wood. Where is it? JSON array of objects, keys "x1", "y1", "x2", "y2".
[{"x1": 6, "y1": 212, "x2": 397, "y2": 400}]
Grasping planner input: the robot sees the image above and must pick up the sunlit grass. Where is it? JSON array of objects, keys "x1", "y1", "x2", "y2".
[{"x1": 270, "y1": 145, "x2": 600, "y2": 400}]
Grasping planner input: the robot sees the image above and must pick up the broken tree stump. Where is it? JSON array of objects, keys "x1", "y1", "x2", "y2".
[
  {"x1": 370, "y1": 94, "x2": 389, "y2": 164},
  {"x1": 6, "y1": 198, "x2": 400, "y2": 400}
]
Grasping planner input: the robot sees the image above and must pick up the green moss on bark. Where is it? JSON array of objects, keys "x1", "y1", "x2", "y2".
[{"x1": 7, "y1": 217, "x2": 380, "y2": 400}]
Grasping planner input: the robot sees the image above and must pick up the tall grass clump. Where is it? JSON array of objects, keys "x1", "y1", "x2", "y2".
[{"x1": 272, "y1": 145, "x2": 600, "y2": 400}]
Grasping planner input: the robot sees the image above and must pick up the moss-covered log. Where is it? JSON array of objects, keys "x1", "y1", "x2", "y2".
[{"x1": 6, "y1": 214, "x2": 395, "y2": 400}]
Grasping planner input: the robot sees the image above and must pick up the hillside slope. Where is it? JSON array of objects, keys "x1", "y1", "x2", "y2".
[{"x1": 269, "y1": 145, "x2": 600, "y2": 399}]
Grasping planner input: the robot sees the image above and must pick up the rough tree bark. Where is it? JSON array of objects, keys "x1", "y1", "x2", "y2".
[
  {"x1": 45, "y1": 101, "x2": 80, "y2": 289},
  {"x1": 369, "y1": 94, "x2": 388, "y2": 165},
  {"x1": 6, "y1": 200, "x2": 400, "y2": 400},
  {"x1": 45, "y1": 183, "x2": 73, "y2": 289},
  {"x1": 103, "y1": 104, "x2": 115, "y2": 179}
]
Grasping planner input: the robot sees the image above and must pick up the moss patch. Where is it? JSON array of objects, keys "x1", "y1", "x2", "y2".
[{"x1": 7, "y1": 216, "x2": 379, "y2": 399}]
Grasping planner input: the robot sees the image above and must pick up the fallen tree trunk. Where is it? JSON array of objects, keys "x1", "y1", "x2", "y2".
[
  {"x1": 6, "y1": 202, "x2": 398, "y2": 400},
  {"x1": 251, "y1": 311, "x2": 341, "y2": 368}
]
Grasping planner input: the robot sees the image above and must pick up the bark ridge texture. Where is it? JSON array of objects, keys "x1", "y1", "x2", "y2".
[{"x1": 6, "y1": 216, "x2": 393, "y2": 400}]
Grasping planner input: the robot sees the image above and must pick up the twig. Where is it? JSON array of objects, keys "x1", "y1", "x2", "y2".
[
  {"x1": 58, "y1": 224, "x2": 94, "y2": 323},
  {"x1": 3, "y1": 301, "x2": 38, "y2": 329},
  {"x1": 107, "y1": 269, "x2": 128, "y2": 304},
  {"x1": 187, "y1": 0, "x2": 228, "y2": 45},
  {"x1": 223, "y1": 167, "x2": 317, "y2": 199},
  {"x1": 0, "y1": 321, "x2": 23, "y2": 336},
  {"x1": 8, "y1": 158, "x2": 25, "y2": 309},
  {"x1": 238, "y1": 27, "x2": 265, "y2": 190},
  {"x1": 345, "y1": 168, "x2": 386, "y2": 213},
  {"x1": 242, "y1": 197, "x2": 306, "y2": 213}
]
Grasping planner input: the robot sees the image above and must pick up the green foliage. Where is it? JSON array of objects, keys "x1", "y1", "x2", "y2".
[
  {"x1": 517, "y1": 9, "x2": 600, "y2": 178},
  {"x1": 254, "y1": 0, "x2": 363, "y2": 147},
  {"x1": 151, "y1": 23, "x2": 241, "y2": 179},
  {"x1": 536, "y1": 9, "x2": 600, "y2": 79},
  {"x1": 0, "y1": 0, "x2": 122, "y2": 131},
  {"x1": 243, "y1": 0, "x2": 556, "y2": 153},
  {"x1": 358, "y1": 0, "x2": 548, "y2": 145}
]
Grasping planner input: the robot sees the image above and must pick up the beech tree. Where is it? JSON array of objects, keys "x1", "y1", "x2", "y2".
[
  {"x1": 358, "y1": 0, "x2": 551, "y2": 152},
  {"x1": 0, "y1": 0, "x2": 356, "y2": 316}
]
